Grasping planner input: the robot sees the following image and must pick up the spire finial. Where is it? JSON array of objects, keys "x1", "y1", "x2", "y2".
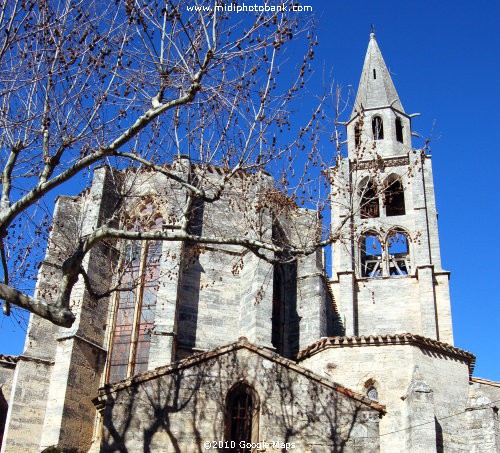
[{"x1": 370, "y1": 24, "x2": 376, "y2": 39}]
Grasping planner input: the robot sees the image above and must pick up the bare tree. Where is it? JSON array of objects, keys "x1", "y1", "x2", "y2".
[{"x1": 0, "y1": 0, "x2": 333, "y2": 327}]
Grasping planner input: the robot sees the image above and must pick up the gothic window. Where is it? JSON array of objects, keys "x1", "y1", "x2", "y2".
[
  {"x1": 383, "y1": 175, "x2": 405, "y2": 216},
  {"x1": 107, "y1": 202, "x2": 164, "y2": 383},
  {"x1": 272, "y1": 260, "x2": 298, "y2": 359},
  {"x1": 387, "y1": 231, "x2": 410, "y2": 276},
  {"x1": 372, "y1": 116, "x2": 384, "y2": 140},
  {"x1": 360, "y1": 233, "x2": 383, "y2": 278},
  {"x1": 367, "y1": 386, "x2": 378, "y2": 401},
  {"x1": 395, "y1": 117, "x2": 404, "y2": 143},
  {"x1": 225, "y1": 383, "x2": 259, "y2": 452},
  {"x1": 360, "y1": 179, "x2": 379, "y2": 218}
]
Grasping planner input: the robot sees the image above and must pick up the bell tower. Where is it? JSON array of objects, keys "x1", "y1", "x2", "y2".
[{"x1": 330, "y1": 33, "x2": 454, "y2": 344}]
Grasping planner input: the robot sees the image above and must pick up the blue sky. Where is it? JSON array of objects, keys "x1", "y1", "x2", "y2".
[
  {"x1": 309, "y1": 0, "x2": 499, "y2": 379},
  {"x1": 1, "y1": 1, "x2": 498, "y2": 380}
]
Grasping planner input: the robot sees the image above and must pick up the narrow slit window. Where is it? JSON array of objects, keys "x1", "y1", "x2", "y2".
[
  {"x1": 395, "y1": 117, "x2": 404, "y2": 143},
  {"x1": 373, "y1": 68, "x2": 377, "y2": 79},
  {"x1": 354, "y1": 122, "x2": 361, "y2": 148},
  {"x1": 372, "y1": 116, "x2": 384, "y2": 140}
]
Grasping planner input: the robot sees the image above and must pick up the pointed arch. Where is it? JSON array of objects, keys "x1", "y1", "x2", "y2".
[
  {"x1": 225, "y1": 382, "x2": 259, "y2": 450},
  {"x1": 372, "y1": 116, "x2": 384, "y2": 140},
  {"x1": 107, "y1": 198, "x2": 165, "y2": 383},
  {"x1": 359, "y1": 178, "x2": 380, "y2": 218},
  {"x1": 383, "y1": 174, "x2": 405, "y2": 216},
  {"x1": 386, "y1": 228, "x2": 411, "y2": 276},
  {"x1": 363, "y1": 378, "x2": 379, "y2": 401},
  {"x1": 360, "y1": 231, "x2": 383, "y2": 278}
]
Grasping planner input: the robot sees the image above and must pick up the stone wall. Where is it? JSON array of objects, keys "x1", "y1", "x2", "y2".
[
  {"x1": 97, "y1": 343, "x2": 381, "y2": 453},
  {"x1": 299, "y1": 338, "x2": 473, "y2": 452}
]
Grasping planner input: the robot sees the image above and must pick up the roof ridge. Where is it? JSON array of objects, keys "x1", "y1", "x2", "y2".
[{"x1": 95, "y1": 337, "x2": 385, "y2": 413}]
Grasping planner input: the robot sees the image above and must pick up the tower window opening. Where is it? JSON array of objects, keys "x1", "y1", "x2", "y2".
[
  {"x1": 372, "y1": 116, "x2": 384, "y2": 140},
  {"x1": 373, "y1": 68, "x2": 377, "y2": 79},
  {"x1": 395, "y1": 117, "x2": 404, "y2": 143},
  {"x1": 360, "y1": 180, "x2": 380, "y2": 218},
  {"x1": 361, "y1": 234, "x2": 383, "y2": 278},
  {"x1": 384, "y1": 177, "x2": 405, "y2": 216},
  {"x1": 354, "y1": 122, "x2": 361, "y2": 148},
  {"x1": 387, "y1": 232, "x2": 410, "y2": 276},
  {"x1": 225, "y1": 383, "x2": 258, "y2": 452}
]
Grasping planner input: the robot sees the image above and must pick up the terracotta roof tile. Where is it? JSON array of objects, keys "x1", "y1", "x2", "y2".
[
  {"x1": 96, "y1": 338, "x2": 385, "y2": 414},
  {"x1": 297, "y1": 333, "x2": 476, "y2": 377}
]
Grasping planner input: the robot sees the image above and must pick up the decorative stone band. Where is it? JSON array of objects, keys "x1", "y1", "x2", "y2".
[
  {"x1": 296, "y1": 333, "x2": 476, "y2": 378},
  {"x1": 93, "y1": 337, "x2": 386, "y2": 414},
  {"x1": 353, "y1": 155, "x2": 410, "y2": 170}
]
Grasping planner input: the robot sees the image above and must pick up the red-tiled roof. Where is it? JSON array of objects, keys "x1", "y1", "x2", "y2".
[
  {"x1": 297, "y1": 333, "x2": 476, "y2": 377},
  {"x1": 96, "y1": 338, "x2": 385, "y2": 413},
  {"x1": 471, "y1": 377, "x2": 500, "y2": 388}
]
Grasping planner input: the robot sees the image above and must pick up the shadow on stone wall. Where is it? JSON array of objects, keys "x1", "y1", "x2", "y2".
[{"x1": 99, "y1": 348, "x2": 378, "y2": 452}]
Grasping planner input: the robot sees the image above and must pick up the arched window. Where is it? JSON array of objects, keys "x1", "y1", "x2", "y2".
[
  {"x1": 360, "y1": 233, "x2": 383, "y2": 278},
  {"x1": 225, "y1": 383, "x2": 259, "y2": 452},
  {"x1": 372, "y1": 116, "x2": 384, "y2": 140},
  {"x1": 107, "y1": 201, "x2": 164, "y2": 383},
  {"x1": 395, "y1": 117, "x2": 404, "y2": 143},
  {"x1": 383, "y1": 176, "x2": 405, "y2": 216},
  {"x1": 387, "y1": 231, "x2": 410, "y2": 276},
  {"x1": 367, "y1": 386, "x2": 378, "y2": 401},
  {"x1": 360, "y1": 179, "x2": 379, "y2": 218},
  {"x1": 354, "y1": 122, "x2": 361, "y2": 148}
]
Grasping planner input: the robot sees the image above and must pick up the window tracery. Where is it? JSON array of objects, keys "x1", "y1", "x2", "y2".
[{"x1": 107, "y1": 200, "x2": 164, "y2": 383}]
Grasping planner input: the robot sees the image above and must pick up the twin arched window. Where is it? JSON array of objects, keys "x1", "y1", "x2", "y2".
[
  {"x1": 359, "y1": 175, "x2": 405, "y2": 218},
  {"x1": 360, "y1": 230, "x2": 411, "y2": 277}
]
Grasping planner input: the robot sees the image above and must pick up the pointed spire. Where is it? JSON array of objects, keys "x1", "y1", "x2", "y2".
[{"x1": 351, "y1": 32, "x2": 405, "y2": 119}]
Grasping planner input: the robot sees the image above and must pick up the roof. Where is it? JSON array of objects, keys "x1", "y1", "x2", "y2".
[
  {"x1": 297, "y1": 333, "x2": 476, "y2": 377},
  {"x1": 351, "y1": 33, "x2": 404, "y2": 119},
  {"x1": 471, "y1": 377, "x2": 500, "y2": 388},
  {"x1": 0, "y1": 354, "x2": 19, "y2": 366},
  {"x1": 96, "y1": 338, "x2": 385, "y2": 414}
]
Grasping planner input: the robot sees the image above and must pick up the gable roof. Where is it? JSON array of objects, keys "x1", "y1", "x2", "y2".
[
  {"x1": 297, "y1": 333, "x2": 476, "y2": 378},
  {"x1": 96, "y1": 337, "x2": 385, "y2": 413}
]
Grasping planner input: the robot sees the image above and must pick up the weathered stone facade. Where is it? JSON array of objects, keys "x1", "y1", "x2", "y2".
[{"x1": 1, "y1": 33, "x2": 499, "y2": 453}]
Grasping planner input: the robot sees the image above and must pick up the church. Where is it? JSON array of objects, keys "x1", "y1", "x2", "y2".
[{"x1": 0, "y1": 33, "x2": 499, "y2": 453}]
